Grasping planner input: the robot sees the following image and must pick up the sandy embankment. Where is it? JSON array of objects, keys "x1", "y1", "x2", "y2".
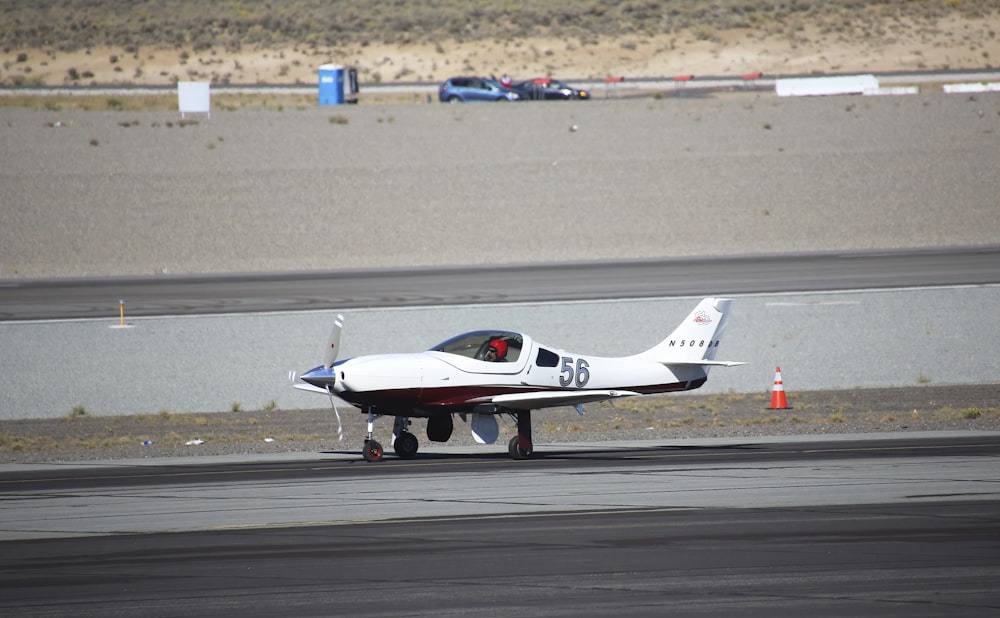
[{"x1": 3, "y1": 15, "x2": 1000, "y2": 88}]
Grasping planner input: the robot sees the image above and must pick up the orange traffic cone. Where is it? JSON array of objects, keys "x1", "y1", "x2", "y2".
[{"x1": 769, "y1": 366, "x2": 789, "y2": 409}]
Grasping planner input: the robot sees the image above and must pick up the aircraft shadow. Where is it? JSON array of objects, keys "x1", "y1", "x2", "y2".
[{"x1": 316, "y1": 442, "x2": 763, "y2": 464}]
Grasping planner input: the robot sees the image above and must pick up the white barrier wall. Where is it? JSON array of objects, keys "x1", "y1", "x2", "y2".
[
  {"x1": 943, "y1": 82, "x2": 1000, "y2": 93},
  {"x1": 776, "y1": 74, "x2": 878, "y2": 97}
]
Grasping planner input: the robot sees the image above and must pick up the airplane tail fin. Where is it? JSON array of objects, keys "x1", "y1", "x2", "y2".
[{"x1": 636, "y1": 298, "x2": 744, "y2": 369}]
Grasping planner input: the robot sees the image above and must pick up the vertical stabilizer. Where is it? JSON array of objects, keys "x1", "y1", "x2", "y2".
[{"x1": 636, "y1": 298, "x2": 739, "y2": 366}]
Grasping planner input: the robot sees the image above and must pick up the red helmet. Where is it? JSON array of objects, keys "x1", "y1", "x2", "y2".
[{"x1": 488, "y1": 339, "x2": 508, "y2": 359}]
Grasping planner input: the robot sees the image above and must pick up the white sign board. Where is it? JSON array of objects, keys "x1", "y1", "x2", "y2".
[{"x1": 178, "y1": 82, "x2": 211, "y2": 118}]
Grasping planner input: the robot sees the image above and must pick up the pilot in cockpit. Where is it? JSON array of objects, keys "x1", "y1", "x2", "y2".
[{"x1": 483, "y1": 338, "x2": 508, "y2": 362}]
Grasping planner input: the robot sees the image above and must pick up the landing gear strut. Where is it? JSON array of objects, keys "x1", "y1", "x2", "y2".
[
  {"x1": 362, "y1": 406, "x2": 383, "y2": 462},
  {"x1": 360, "y1": 411, "x2": 420, "y2": 461},
  {"x1": 508, "y1": 410, "x2": 534, "y2": 459},
  {"x1": 392, "y1": 416, "x2": 419, "y2": 459}
]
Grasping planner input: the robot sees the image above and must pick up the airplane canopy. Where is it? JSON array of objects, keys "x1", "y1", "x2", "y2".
[{"x1": 429, "y1": 330, "x2": 524, "y2": 363}]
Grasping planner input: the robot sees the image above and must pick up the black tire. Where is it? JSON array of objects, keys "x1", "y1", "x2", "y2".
[
  {"x1": 363, "y1": 439, "x2": 384, "y2": 462},
  {"x1": 507, "y1": 436, "x2": 532, "y2": 460},
  {"x1": 393, "y1": 432, "x2": 419, "y2": 459},
  {"x1": 447, "y1": 96, "x2": 461, "y2": 103}
]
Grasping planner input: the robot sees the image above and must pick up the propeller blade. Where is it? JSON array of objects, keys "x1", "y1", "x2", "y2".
[
  {"x1": 327, "y1": 389, "x2": 344, "y2": 442},
  {"x1": 323, "y1": 314, "x2": 345, "y2": 369}
]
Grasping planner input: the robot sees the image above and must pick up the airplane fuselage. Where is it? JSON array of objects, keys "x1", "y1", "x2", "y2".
[{"x1": 302, "y1": 332, "x2": 708, "y2": 417}]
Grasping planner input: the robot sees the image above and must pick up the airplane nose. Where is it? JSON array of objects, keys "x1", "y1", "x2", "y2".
[
  {"x1": 299, "y1": 365, "x2": 337, "y2": 390},
  {"x1": 336, "y1": 354, "x2": 423, "y2": 396}
]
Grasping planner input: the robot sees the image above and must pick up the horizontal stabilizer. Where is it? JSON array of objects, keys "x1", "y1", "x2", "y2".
[
  {"x1": 492, "y1": 389, "x2": 640, "y2": 411},
  {"x1": 663, "y1": 360, "x2": 746, "y2": 368}
]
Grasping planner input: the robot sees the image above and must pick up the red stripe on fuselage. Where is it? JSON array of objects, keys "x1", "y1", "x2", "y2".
[{"x1": 337, "y1": 378, "x2": 704, "y2": 416}]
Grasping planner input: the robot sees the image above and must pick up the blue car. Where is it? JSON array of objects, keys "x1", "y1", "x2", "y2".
[{"x1": 439, "y1": 77, "x2": 520, "y2": 103}]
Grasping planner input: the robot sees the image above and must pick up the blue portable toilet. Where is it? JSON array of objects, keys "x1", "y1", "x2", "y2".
[{"x1": 318, "y1": 64, "x2": 345, "y2": 105}]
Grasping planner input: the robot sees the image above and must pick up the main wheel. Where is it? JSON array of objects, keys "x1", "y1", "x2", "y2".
[
  {"x1": 363, "y1": 439, "x2": 384, "y2": 462},
  {"x1": 393, "y1": 432, "x2": 419, "y2": 459},
  {"x1": 507, "y1": 436, "x2": 533, "y2": 460}
]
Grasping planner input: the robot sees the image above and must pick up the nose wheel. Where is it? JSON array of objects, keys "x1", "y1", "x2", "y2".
[{"x1": 362, "y1": 439, "x2": 384, "y2": 462}]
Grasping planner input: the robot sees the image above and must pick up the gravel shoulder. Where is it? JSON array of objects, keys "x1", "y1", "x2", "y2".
[
  {"x1": 3, "y1": 94, "x2": 999, "y2": 279},
  {"x1": 3, "y1": 384, "x2": 997, "y2": 464}
]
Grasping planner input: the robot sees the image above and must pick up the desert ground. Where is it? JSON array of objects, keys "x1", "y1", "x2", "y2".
[
  {"x1": 2, "y1": 91, "x2": 998, "y2": 279},
  {"x1": 3, "y1": 14, "x2": 1000, "y2": 89}
]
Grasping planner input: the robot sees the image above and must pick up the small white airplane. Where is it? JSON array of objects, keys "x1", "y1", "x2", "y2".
[{"x1": 292, "y1": 297, "x2": 744, "y2": 461}]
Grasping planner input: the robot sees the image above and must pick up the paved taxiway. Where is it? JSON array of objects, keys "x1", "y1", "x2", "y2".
[
  {"x1": 1, "y1": 432, "x2": 998, "y2": 616},
  {"x1": 2, "y1": 246, "x2": 997, "y2": 321}
]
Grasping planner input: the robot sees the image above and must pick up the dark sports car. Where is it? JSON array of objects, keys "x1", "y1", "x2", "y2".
[{"x1": 510, "y1": 78, "x2": 590, "y2": 100}]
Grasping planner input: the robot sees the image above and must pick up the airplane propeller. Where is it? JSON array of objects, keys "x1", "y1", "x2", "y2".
[
  {"x1": 327, "y1": 388, "x2": 344, "y2": 442},
  {"x1": 289, "y1": 314, "x2": 347, "y2": 441},
  {"x1": 324, "y1": 314, "x2": 345, "y2": 440},
  {"x1": 324, "y1": 314, "x2": 344, "y2": 369}
]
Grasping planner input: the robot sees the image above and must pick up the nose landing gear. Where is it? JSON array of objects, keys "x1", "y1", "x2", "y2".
[{"x1": 362, "y1": 438, "x2": 384, "y2": 462}]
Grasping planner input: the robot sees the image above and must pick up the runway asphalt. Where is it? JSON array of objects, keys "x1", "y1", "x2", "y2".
[{"x1": 1, "y1": 432, "x2": 998, "y2": 616}]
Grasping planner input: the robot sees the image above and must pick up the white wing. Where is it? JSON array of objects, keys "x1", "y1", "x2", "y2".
[{"x1": 490, "y1": 390, "x2": 640, "y2": 411}]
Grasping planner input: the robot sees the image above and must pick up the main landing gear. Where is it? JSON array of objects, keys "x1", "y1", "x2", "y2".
[
  {"x1": 361, "y1": 410, "x2": 419, "y2": 462},
  {"x1": 392, "y1": 416, "x2": 419, "y2": 459},
  {"x1": 358, "y1": 408, "x2": 536, "y2": 462},
  {"x1": 507, "y1": 410, "x2": 534, "y2": 460}
]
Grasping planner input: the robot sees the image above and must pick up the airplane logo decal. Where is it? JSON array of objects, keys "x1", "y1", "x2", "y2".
[{"x1": 291, "y1": 298, "x2": 744, "y2": 461}]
